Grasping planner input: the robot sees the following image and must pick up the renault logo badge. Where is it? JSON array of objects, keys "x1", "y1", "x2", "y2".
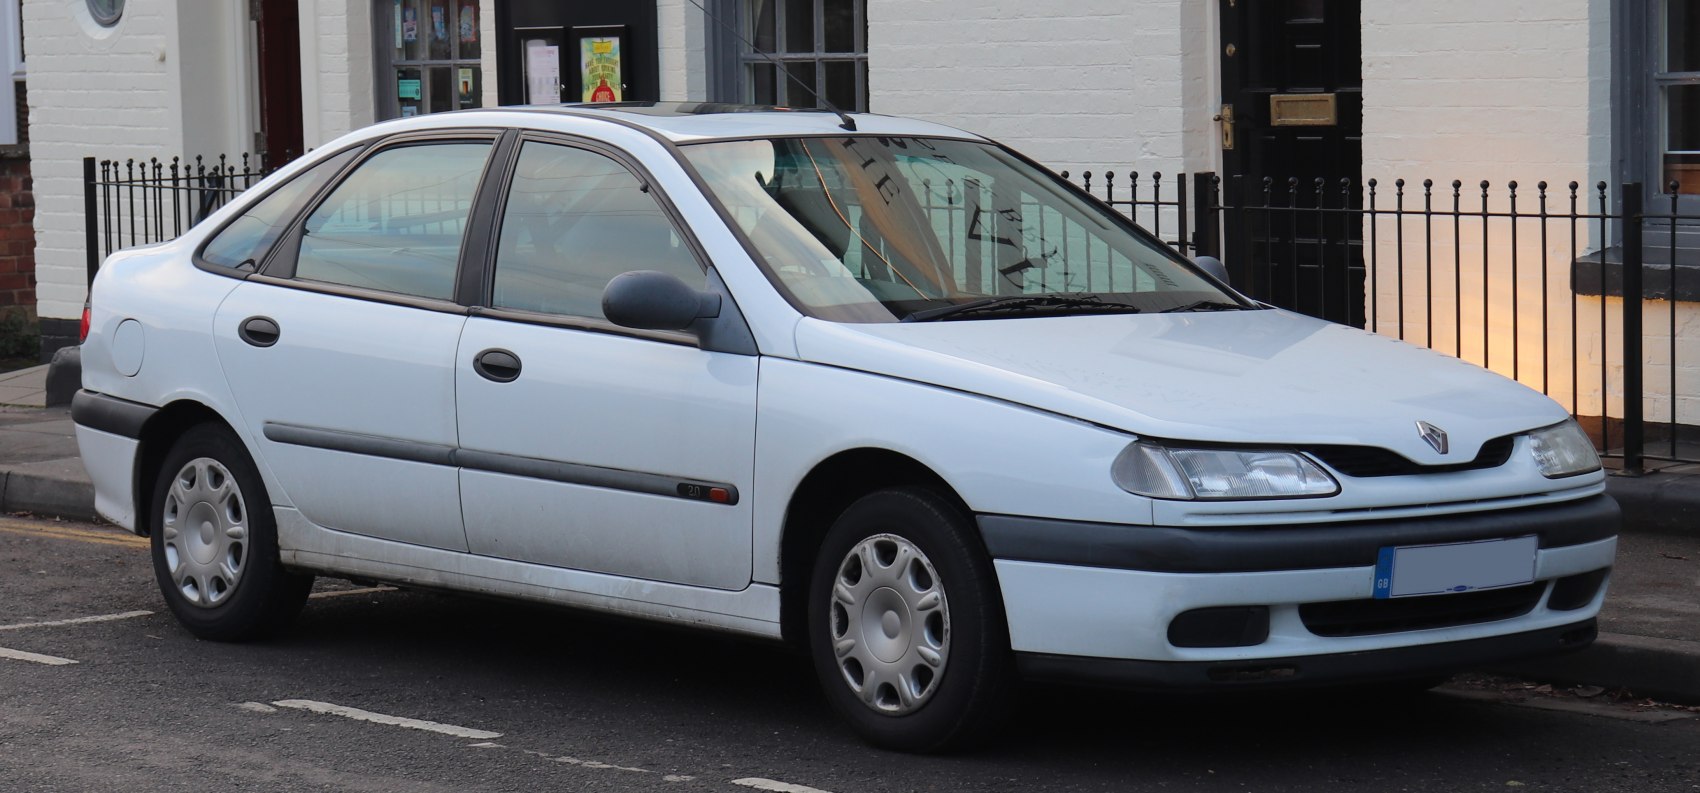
[{"x1": 1417, "y1": 421, "x2": 1449, "y2": 454}]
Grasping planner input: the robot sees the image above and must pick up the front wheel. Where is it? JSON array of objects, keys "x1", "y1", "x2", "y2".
[
  {"x1": 149, "y1": 422, "x2": 312, "y2": 641},
  {"x1": 807, "y1": 487, "x2": 1014, "y2": 752}
]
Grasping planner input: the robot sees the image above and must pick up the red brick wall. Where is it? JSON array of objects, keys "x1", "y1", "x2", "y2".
[{"x1": 0, "y1": 82, "x2": 33, "y2": 312}]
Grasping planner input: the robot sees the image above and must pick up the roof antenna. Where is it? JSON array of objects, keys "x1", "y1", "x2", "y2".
[{"x1": 685, "y1": 0, "x2": 857, "y2": 131}]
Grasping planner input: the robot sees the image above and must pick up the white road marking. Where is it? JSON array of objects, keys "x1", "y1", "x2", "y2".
[
  {"x1": 551, "y1": 756, "x2": 650, "y2": 773},
  {"x1": 0, "y1": 610, "x2": 153, "y2": 631},
  {"x1": 271, "y1": 699, "x2": 503, "y2": 739},
  {"x1": 307, "y1": 586, "x2": 397, "y2": 600},
  {"x1": 663, "y1": 774, "x2": 696, "y2": 782},
  {"x1": 467, "y1": 742, "x2": 505, "y2": 749},
  {"x1": 236, "y1": 702, "x2": 278, "y2": 713},
  {"x1": 731, "y1": 778, "x2": 835, "y2": 793},
  {"x1": 0, "y1": 646, "x2": 78, "y2": 665}
]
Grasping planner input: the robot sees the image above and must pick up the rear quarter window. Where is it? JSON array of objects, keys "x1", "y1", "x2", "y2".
[{"x1": 200, "y1": 148, "x2": 360, "y2": 271}]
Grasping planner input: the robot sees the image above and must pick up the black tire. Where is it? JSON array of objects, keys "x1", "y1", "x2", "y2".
[
  {"x1": 148, "y1": 422, "x2": 312, "y2": 641},
  {"x1": 807, "y1": 487, "x2": 1014, "y2": 752}
]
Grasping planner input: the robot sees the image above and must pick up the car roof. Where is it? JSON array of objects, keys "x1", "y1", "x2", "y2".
[{"x1": 377, "y1": 102, "x2": 990, "y2": 144}]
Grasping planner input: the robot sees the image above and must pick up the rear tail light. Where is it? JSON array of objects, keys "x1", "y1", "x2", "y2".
[{"x1": 79, "y1": 303, "x2": 91, "y2": 343}]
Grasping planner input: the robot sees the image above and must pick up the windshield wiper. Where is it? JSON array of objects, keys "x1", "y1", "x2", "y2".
[
  {"x1": 1160, "y1": 299, "x2": 1246, "y2": 313},
  {"x1": 904, "y1": 294, "x2": 1140, "y2": 322}
]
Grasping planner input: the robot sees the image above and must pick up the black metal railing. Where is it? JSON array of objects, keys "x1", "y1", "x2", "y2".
[
  {"x1": 81, "y1": 154, "x2": 273, "y2": 285},
  {"x1": 80, "y1": 151, "x2": 1698, "y2": 471}
]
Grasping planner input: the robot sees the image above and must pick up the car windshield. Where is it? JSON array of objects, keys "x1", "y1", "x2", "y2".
[{"x1": 681, "y1": 136, "x2": 1247, "y2": 322}]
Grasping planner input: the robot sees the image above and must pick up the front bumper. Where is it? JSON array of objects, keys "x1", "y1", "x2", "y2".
[{"x1": 981, "y1": 494, "x2": 1618, "y2": 683}]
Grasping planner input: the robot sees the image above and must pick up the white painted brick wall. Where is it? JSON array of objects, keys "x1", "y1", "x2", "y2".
[
  {"x1": 657, "y1": 0, "x2": 707, "y2": 101},
  {"x1": 868, "y1": 0, "x2": 1219, "y2": 178},
  {"x1": 25, "y1": 0, "x2": 177, "y2": 320},
  {"x1": 1360, "y1": 0, "x2": 1620, "y2": 416},
  {"x1": 302, "y1": 0, "x2": 377, "y2": 149}
]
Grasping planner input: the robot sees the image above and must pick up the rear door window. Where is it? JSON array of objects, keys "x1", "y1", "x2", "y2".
[
  {"x1": 292, "y1": 141, "x2": 493, "y2": 301},
  {"x1": 200, "y1": 148, "x2": 360, "y2": 271}
]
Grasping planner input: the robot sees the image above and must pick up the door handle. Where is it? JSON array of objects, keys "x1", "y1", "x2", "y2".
[
  {"x1": 238, "y1": 316, "x2": 280, "y2": 347},
  {"x1": 473, "y1": 348, "x2": 522, "y2": 383}
]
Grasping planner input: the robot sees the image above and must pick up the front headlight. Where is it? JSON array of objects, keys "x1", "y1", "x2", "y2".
[
  {"x1": 1112, "y1": 442, "x2": 1339, "y2": 500},
  {"x1": 1524, "y1": 419, "x2": 1600, "y2": 478}
]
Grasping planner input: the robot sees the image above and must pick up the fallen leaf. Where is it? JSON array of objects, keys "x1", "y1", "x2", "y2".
[
  {"x1": 1573, "y1": 685, "x2": 1606, "y2": 698},
  {"x1": 1657, "y1": 552, "x2": 1688, "y2": 561},
  {"x1": 1507, "y1": 781, "x2": 1526, "y2": 787},
  {"x1": 1533, "y1": 684, "x2": 1553, "y2": 694}
]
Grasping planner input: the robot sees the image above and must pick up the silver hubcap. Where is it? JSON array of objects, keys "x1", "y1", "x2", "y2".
[
  {"x1": 161, "y1": 457, "x2": 249, "y2": 608},
  {"x1": 829, "y1": 534, "x2": 950, "y2": 715}
]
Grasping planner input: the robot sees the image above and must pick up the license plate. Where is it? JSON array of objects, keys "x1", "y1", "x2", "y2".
[{"x1": 1372, "y1": 535, "x2": 1538, "y2": 599}]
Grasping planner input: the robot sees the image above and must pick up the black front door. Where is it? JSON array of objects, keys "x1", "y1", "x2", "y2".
[
  {"x1": 1219, "y1": 0, "x2": 1363, "y2": 326},
  {"x1": 495, "y1": 1, "x2": 660, "y2": 106}
]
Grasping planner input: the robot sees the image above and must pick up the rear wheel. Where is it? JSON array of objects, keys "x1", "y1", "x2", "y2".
[
  {"x1": 807, "y1": 487, "x2": 1014, "y2": 752},
  {"x1": 149, "y1": 423, "x2": 312, "y2": 641}
]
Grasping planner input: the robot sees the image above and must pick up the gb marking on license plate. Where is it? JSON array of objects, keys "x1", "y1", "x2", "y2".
[{"x1": 1372, "y1": 535, "x2": 1539, "y2": 599}]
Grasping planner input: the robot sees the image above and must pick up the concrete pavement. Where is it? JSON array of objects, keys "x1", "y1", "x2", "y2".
[{"x1": 2, "y1": 362, "x2": 1697, "y2": 705}]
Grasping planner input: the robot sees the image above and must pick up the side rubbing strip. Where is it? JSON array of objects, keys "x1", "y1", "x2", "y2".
[
  {"x1": 455, "y1": 449, "x2": 739, "y2": 505},
  {"x1": 262, "y1": 423, "x2": 456, "y2": 466},
  {"x1": 262, "y1": 422, "x2": 738, "y2": 505}
]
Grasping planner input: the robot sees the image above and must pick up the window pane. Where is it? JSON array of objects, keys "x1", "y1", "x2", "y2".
[
  {"x1": 824, "y1": 0, "x2": 856, "y2": 52},
  {"x1": 296, "y1": 143, "x2": 491, "y2": 300},
  {"x1": 492, "y1": 142, "x2": 702, "y2": 320},
  {"x1": 428, "y1": 65, "x2": 452, "y2": 112},
  {"x1": 749, "y1": 0, "x2": 775, "y2": 52},
  {"x1": 455, "y1": 1, "x2": 480, "y2": 60},
  {"x1": 748, "y1": 62, "x2": 777, "y2": 104},
  {"x1": 1667, "y1": 84, "x2": 1700, "y2": 194},
  {"x1": 784, "y1": 0, "x2": 815, "y2": 53},
  {"x1": 427, "y1": 1, "x2": 453, "y2": 59},
  {"x1": 395, "y1": 0, "x2": 425, "y2": 61},
  {"x1": 397, "y1": 67, "x2": 424, "y2": 117},
  {"x1": 1669, "y1": 0, "x2": 1700, "y2": 73},
  {"x1": 823, "y1": 60, "x2": 856, "y2": 113},
  {"x1": 457, "y1": 66, "x2": 481, "y2": 109},
  {"x1": 203, "y1": 150, "x2": 360, "y2": 270},
  {"x1": 782, "y1": 61, "x2": 815, "y2": 107}
]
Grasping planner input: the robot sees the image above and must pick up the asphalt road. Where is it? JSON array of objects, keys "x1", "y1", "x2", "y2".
[{"x1": 1, "y1": 514, "x2": 1696, "y2": 793}]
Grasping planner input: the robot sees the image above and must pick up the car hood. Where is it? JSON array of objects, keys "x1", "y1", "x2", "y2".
[{"x1": 791, "y1": 309, "x2": 1570, "y2": 464}]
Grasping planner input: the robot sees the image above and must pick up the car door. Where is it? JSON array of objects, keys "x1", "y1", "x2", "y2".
[
  {"x1": 454, "y1": 136, "x2": 757, "y2": 590},
  {"x1": 213, "y1": 134, "x2": 499, "y2": 552}
]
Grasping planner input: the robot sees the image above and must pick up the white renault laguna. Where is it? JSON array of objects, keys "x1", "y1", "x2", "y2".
[{"x1": 74, "y1": 102, "x2": 1616, "y2": 752}]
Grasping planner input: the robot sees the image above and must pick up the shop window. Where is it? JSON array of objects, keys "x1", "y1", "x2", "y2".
[{"x1": 375, "y1": 0, "x2": 483, "y2": 119}]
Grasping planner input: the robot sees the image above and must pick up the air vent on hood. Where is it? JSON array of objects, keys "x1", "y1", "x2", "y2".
[{"x1": 1304, "y1": 435, "x2": 1516, "y2": 477}]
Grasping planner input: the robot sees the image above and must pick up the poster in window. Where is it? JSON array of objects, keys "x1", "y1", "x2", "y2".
[
  {"x1": 460, "y1": 4, "x2": 477, "y2": 42},
  {"x1": 577, "y1": 30, "x2": 624, "y2": 103},
  {"x1": 458, "y1": 67, "x2": 478, "y2": 106},
  {"x1": 402, "y1": 4, "x2": 418, "y2": 42},
  {"x1": 432, "y1": 5, "x2": 448, "y2": 41},
  {"x1": 524, "y1": 40, "x2": 561, "y2": 104}
]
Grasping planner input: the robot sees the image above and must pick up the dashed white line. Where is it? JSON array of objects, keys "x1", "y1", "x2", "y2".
[
  {"x1": 271, "y1": 699, "x2": 503, "y2": 739},
  {"x1": 236, "y1": 702, "x2": 278, "y2": 713},
  {"x1": 0, "y1": 610, "x2": 153, "y2": 631},
  {"x1": 731, "y1": 778, "x2": 835, "y2": 793},
  {"x1": 307, "y1": 586, "x2": 397, "y2": 600},
  {"x1": 0, "y1": 646, "x2": 78, "y2": 665}
]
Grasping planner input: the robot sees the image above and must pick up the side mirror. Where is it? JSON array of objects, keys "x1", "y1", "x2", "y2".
[
  {"x1": 602, "y1": 270, "x2": 722, "y2": 332},
  {"x1": 1194, "y1": 255, "x2": 1230, "y2": 285}
]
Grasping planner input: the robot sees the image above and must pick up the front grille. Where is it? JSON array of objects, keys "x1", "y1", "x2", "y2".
[
  {"x1": 1306, "y1": 435, "x2": 1516, "y2": 477},
  {"x1": 1299, "y1": 582, "x2": 1545, "y2": 637}
]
